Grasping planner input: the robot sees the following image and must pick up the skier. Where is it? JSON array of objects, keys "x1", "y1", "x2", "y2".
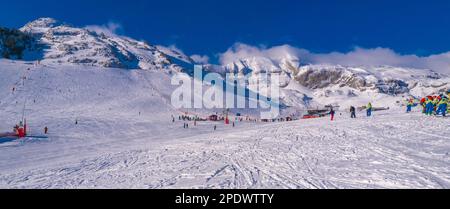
[
  {"x1": 232, "y1": 122, "x2": 235, "y2": 127},
  {"x1": 436, "y1": 98, "x2": 448, "y2": 117},
  {"x1": 350, "y1": 106, "x2": 356, "y2": 118},
  {"x1": 425, "y1": 98, "x2": 434, "y2": 116},
  {"x1": 17, "y1": 124, "x2": 25, "y2": 138},
  {"x1": 44, "y1": 126, "x2": 48, "y2": 134},
  {"x1": 214, "y1": 125, "x2": 217, "y2": 131},
  {"x1": 406, "y1": 99, "x2": 413, "y2": 113},
  {"x1": 433, "y1": 98, "x2": 439, "y2": 113},
  {"x1": 421, "y1": 97, "x2": 427, "y2": 114},
  {"x1": 367, "y1": 102, "x2": 373, "y2": 117},
  {"x1": 330, "y1": 108, "x2": 336, "y2": 121}
]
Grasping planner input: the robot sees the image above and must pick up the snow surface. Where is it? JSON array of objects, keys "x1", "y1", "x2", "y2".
[{"x1": 0, "y1": 59, "x2": 449, "y2": 189}]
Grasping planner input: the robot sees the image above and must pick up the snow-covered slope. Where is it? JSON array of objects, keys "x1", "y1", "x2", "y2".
[
  {"x1": 0, "y1": 59, "x2": 177, "y2": 140},
  {"x1": 1, "y1": 58, "x2": 449, "y2": 189},
  {"x1": 1, "y1": 101, "x2": 449, "y2": 188},
  {"x1": 1, "y1": 59, "x2": 449, "y2": 189},
  {"x1": 0, "y1": 58, "x2": 267, "y2": 142},
  {"x1": 0, "y1": 59, "x2": 275, "y2": 178}
]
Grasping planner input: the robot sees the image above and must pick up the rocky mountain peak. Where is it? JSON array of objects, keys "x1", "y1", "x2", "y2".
[{"x1": 20, "y1": 17, "x2": 63, "y2": 34}]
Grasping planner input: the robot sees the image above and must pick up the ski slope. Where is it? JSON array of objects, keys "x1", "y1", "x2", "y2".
[
  {"x1": 0, "y1": 110, "x2": 449, "y2": 189},
  {"x1": 0, "y1": 59, "x2": 449, "y2": 189}
]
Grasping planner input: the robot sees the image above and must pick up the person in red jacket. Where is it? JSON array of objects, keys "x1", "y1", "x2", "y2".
[
  {"x1": 330, "y1": 108, "x2": 336, "y2": 121},
  {"x1": 17, "y1": 127, "x2": 25, "y2": 138},
  {"x1": 420, "y1": 97, "x2": 427, "y2": 113}
]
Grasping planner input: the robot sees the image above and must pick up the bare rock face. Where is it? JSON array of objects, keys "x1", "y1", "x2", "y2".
[
  {"x1": 295, "y1": 67, "x2": 345, "y2": 89},
  {"x1": 293, "y1": 65, "x2": 391, "y2": 91},
  {"x1": 376, "y1": 79, "x2": 409, "y2": 95},
  {"x1": 296, "y1": 68, "x2": 335, "y2": 88}
]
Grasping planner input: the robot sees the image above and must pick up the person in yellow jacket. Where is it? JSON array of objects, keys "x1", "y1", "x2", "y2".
[
  {"x1": 367, "y1": 102, "x2": 373, "y2": 117},
  {"x1": 425, "y1": 98, "x2": 434, "y2": 116},
  {"x1": 436, "y1": 98, "x2": 448, "y2": 117}
]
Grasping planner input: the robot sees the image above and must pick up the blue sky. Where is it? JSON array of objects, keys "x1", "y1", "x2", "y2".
[{"x1": 1, "y1": 0, "x2": 450, "y2": 67}]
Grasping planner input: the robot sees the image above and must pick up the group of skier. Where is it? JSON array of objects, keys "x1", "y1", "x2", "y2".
[
  {"x1": 415, "y1": 92, "x2": 449, "y2": 117},
  {"x1": 330, "y1": 102, "x2": 373, "y2": 121}
]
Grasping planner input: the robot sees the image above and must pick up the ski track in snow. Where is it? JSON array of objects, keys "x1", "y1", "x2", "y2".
[{"x1": 0, "y1": 112, "x2": 449, "y2": 189}]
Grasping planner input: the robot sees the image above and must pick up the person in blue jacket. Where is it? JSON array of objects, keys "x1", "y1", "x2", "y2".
[
  {"x1": 406, "y1": 99, "x2": 413, "y2": 113},
  {"x1": 425, "y1": 98, "x2": 434, "y2": 116},
  {"x1": 436, "y1": 98, "x2": 448, "y2": 117}
]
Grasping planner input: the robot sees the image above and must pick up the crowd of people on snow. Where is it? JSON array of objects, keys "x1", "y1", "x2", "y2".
[
  {"x1": 172, "y1": 112, "x2": 274, "y2": 131},
  {"x1": 329, "y1": 91, "x2": 449, "y2": 122},
  {"x1": 408, "y1": 91, "x2": 450, "y2": 117}
]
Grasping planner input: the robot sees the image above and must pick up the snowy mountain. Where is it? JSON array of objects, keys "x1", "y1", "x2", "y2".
[
  {"x1": 11, "y1": 18, "x2": 196, "y2": 71},
  {"x1": 220, "y1": 56, "x2": 449, "y2": 109}
]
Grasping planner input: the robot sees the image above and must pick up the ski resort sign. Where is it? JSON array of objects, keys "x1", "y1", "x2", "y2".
[{"x1": 171, "y1": 65, "x2": 280, "y2": 119}]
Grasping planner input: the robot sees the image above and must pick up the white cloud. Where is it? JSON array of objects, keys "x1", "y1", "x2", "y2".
[
  {"x1": 219, "y1": 43, "x2": 306, "y2": 65},
  {"x1": 85, "y1": 21, "x2": 123, "y2": 37},
  {"x1": 190, "y1": 54, "x2": 210, "y2": 64},
  {"x1": 219, "y1": 43, "x2": 450, "y2": 74}
]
